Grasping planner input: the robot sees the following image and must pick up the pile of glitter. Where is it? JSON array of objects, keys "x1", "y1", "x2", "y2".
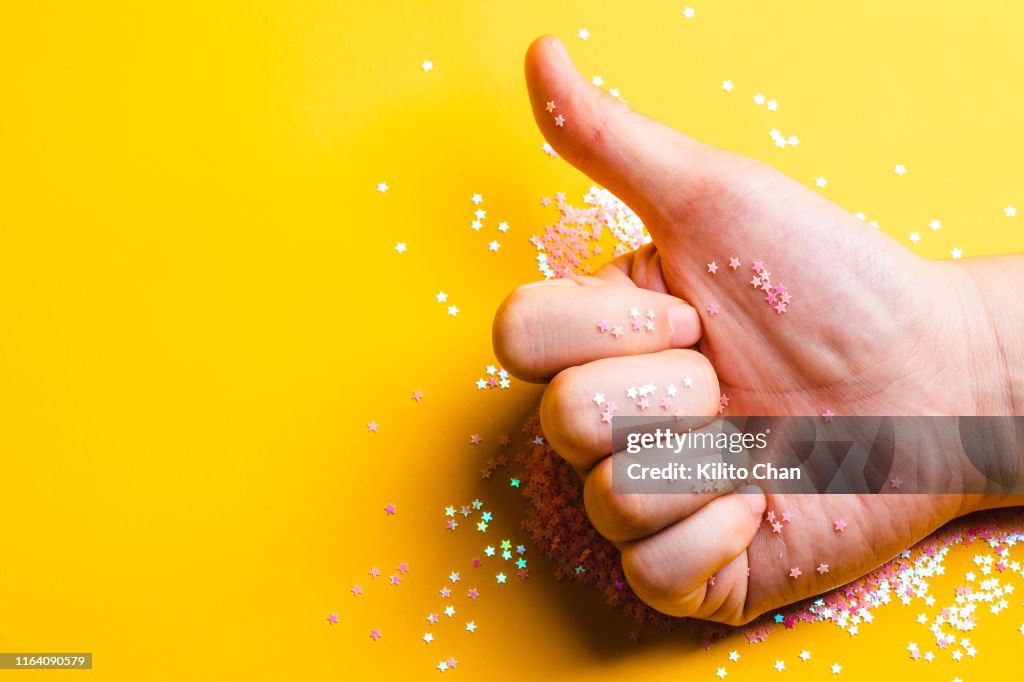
[{"x1": 520, "y1": 188, "x2": 1024, "y2": 647}]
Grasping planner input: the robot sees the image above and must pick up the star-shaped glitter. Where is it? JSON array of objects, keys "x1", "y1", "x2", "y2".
[
  {"x1": 683, "y1": 6, "x2": 695, "y2": 18},
  {"x1": 469, "y1": 434, "x2": 482, "y2": 445},
  {"x1": 412, "y1": 390, "x2": 423, "y2": 402},
  {"x1": 389, "y1": 574, "x2": 400, "y2": 586},
  {"x1": 716, "y1": 668, "x2": 727, "y2": 679},
  {"x1": 437, "y1": 661, "x2": 448, "y2": 672},
  {"x1": 554, "y1": 114, "x2": 565, "y2": 127},
  {"x1": 894, "y1": 164, "x2": 907, "y2": 176},
  {"x1": 728, "y1": 257, "x2": 741, "y2": 270},
  {"x1": 395, "y1": 242, "x2": 407, "y2": 254},
  {"x1": 822, "y1": 410, "x2": 835, "y2": 422},
  {"x1": 815, "y1": 176, "x2": 827, "y2": 188},
  {"x1": 370, "y1": 629, "x2": 382, "y2": 641},
  {"x1": 545, "y1": 100, "x2": 556, "y2": 112},
  {"x1": 369, "y1": 566, "x2": 380, "y2": 578},
  {"x1": 368, "y1": 421, "x2": 379, "y2": 432},
  {"x1": 780, "y1": 510, "x2": 793, "y2": 523},
  {"x1": 683, "y1": 375, "x2": 694, "y2": 388},
  {"x1": 384, "y1": 503, "x2": 395, "y2": 514},
  {"x1": 327, "y1": 613, "x2": 338, "y2": 624},
  {"x1": 707, "y1": 261, "x2": 719, "y2": 274},
  {"x1": 440, "y1": 586, "x2": 451, "y2": 598},
  {"x1": 488, "y1": 240, "x2": 500, "y2": 252},
  {"x1": 351, "y1": 584, "x2": 362, "y2": 596},
  {"x1": 789, "y1": 567, "x2": 802, "y2": 578},
  {"x1": 707, "y1": 303, "x2": 720, "y2": 316},
  {"x1": 722, "y1": 80, "x2": 734, "y2": 92},
  {"x1": 1006, "y1": 205, "x2": 1017, "y2": 217},
  {"x1": 444, "y1": 605, "x2": 455, "y2": 617},
  {"x1": 831, "y1": 663, "x2": 842, "y2": 674},
  {"x1": 376, "y1": 181, "x2": 389, "y2": 193},
  {"x1": 496, "y1": 573, "x2": 507, "y2": 584},
  {"x1": 427, "y1": 612, "x2": 439, "y2": 623},
  {"x1": 817, "y1": 563, "x2": 829, "y2": 574},
  {"x1": 728, "y1": 651, "x2": 740, "y2": 662},
  {"x1": 447, "y1": 305, "x2": 459, "y2": 317},
  {"x1": 577, "y1": 27, "x2": 590, "y2": 40},
  {"x1": 465, "y1": 621, "x2": 477, "y2": 632},
  {"x1": 422, "y1": 632, "x2": 433, "y2": 643},
  {"x1": 799, "y1": 650, "x2": 810, "y2": 661},
  {"x1": 597, "y1": 320, "x2": 610, "y2": 333},
  {"x1": 951, "y1": 247, "x2": 963, "y2": 259},
  {"x1": 890, "y1": 476, "x2": 903, "y2": 489},
  {"x1": 834, "y1": 519, "x2": 847, "y2": 532},
  {"x1": 467, "y1": 588, "x2": 479, "y2": 599},
  {"x1": 421, "y1": 60, "x2": 433, "y2": 72},
  {"x1": 449, "y1": 571, "x2": 460, "y2": 583},
  {"x1": 774, "y1": 660, "x2": 785, "y2": 672}
]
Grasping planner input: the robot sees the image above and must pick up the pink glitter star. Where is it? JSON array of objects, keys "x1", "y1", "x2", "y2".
[
  {"x1": 637, "y1": 397, "x2": 650, "y2": 411},
  {"x1": 370, "y1": 629, "x2": 382, "y2": 641},
  {"x1": 597, "y1": 320, "x2": 610, "y2": 332},
  {"x1": 469, "y1": 434, "x2": 482, "y2": 445},
  {"x1": 610, "y1": 325, "x2": 624, "y2": 338},
  {"x1": 752, "y1": 260, "x2": 765, "y2": 273},
  {"x1": 750, "y1": 276, "x2": 761, "y2": 288},
  {"x1": 554, "y1": 114, "x2": 565, "y2": 127},
  {"x1": 774, "y1": 302, "x2": 787, "y2": 314},
  {"x1": 789, "y1": 567, "x2": 802, "y2": 579},
  {"x1": 772, "y1": 521, "x2": 783, "y2": 533},
  {"x1": 411, "y1": 390, "x2": 423, "y2": 402},
  {"x1": 398, "y1": 562, "x2": 409, "y2": 573},
  {"x1": 389, "y1": 575, "x2": 400, "y2": 586},
  {"x1": 834, "y1": 519, "x2": 847, "y2": 532},
  {"x1": 707, "y1": 261, "x2": 719, "y2": 274},
  {"x1": 446, "y1": 519, "x2": 457, "y2": 530},
  {"x1": 467, "y1": 589, "x2": 479, "y2": 599},
  {"x1": 781, "y1": 510, "x2": 793, "y2": 523},
  {"x1": 367, "y1": 421, "x2": 379, "y2": 432},
  {"x1": 707, "y1": 303, "x2": 720, "y2": 315},
  {"x1": 471, "y1": 558, "x2": 481, "y2": 568},
  {"x1": 817, "y1": 563, "x2": 829, "y2": 574},
  {"x1": 631, "y1": 318, "x2": 643, "y2": 331},
  {"x1": 822, "y1": 410, "x2": 835, "y2": 422},
  {"x1": 729, "y1": 257, "x2": 741, "y2": 270},
  {"x1": 600, "y1": 410, "x2": 613, "y2": 423},
  {"x1": 660, "y1": 397, "x2": 673, "y2": 410},
  {"x1": 890, "y1": 476, "x2": 903, "y2": 489},
  {"x1": 384, "y1": 503, "x2": 396, "y2": 515},
  {"x1": 328, "y1": 613, "x2": 339, "y2": 624},
  {"x1": 427, "y1": 613, "x2": 439, "y2": 624},
  {"x1": 369, "y1": 566, "x2": 380, "y2": 578},
  {"x1": 767, "y1": 510, "x2": 776, "y2": 522},
  {"x1": 351, "y1": 584, "x2": 363, "y2": 596},
  {"x1": 545, "y1": 100, "x2": 556, "y2": 112},
  {"x1": 440, "y1": 587, "x2": 451, "y2": 598}
]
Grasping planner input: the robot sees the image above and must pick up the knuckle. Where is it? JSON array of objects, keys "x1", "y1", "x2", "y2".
[
  {"x1": 620, "y1": 543, "x2": 674, "y2": 604},
  {"x1": 539, "y1": 366, "x2": 601, "y2": 466},
  {"x1": 584, "y1": 460, "x2": 653, "y2": 542},
  {"x1": 492, "y1": 286, "x2": 546, "y2": 381}
]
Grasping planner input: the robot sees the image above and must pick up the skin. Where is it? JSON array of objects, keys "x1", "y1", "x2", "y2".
[{"x1": 492, "y1": 36, "x2": 1024, "y2": 625}]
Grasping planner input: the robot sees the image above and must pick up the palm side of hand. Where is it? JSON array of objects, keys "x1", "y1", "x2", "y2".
[{"x1": 494, "y1": 36, "x2": 1001, "y2": 623}]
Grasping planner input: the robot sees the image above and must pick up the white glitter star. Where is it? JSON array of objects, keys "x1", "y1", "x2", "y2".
[
  {"x1": 395, "y1": 242, "x2": 407, "y2": 254},
  {"x1": 815, "y1": 177, "x2": 827, "y2": 188},
  {"x1": 377, "y1": 181, "x2": 389, "y2": 193},
  {"x1": 1006, "y1": 205, "x2": 1017, "y2": 217},
  {"x1": 577, "y1": 28, "x2": 590, "y2": 40},
  {"x1": 421, "y1": 60, "x2": 433, "y2": 72},
  {"x1": 894, "y1": 164, "x2": 907, "y2": 176},
  {"x1": 683, "y1": 7, "x2": 695, "y2": 19},
  {"x1": 722, "y1": 80, "x2": 734, "y2": 92},
  {"x1": 950, "y1": 247, "x2": 963, "y2": 259}
]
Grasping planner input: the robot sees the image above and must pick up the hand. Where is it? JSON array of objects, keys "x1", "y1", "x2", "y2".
[{"x1": 492, "y1": 36, "x2": 1021, "y2": 624}]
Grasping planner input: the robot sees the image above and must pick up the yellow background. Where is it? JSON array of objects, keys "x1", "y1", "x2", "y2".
[{"x1": 2, "y1": 1, "x2": 1023, "y2": 679}]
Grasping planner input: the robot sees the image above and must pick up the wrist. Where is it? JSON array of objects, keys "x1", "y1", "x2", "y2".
[{"x1": 946, "y1": 257, "x2": 1024, "y2": 415}]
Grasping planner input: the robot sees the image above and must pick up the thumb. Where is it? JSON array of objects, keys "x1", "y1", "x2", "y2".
[{"x1": 526, "y1": 35, "x2": 722, "y2": 228}]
